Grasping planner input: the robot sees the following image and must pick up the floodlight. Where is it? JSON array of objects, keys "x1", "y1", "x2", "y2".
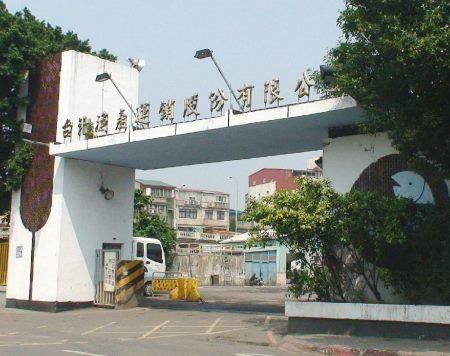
[
  {"x1": 100, "y1": 185, "x2": 115, "y2": 200},
  {"x1": 128, "y1": 58, "x2": 146, "y2": 72}
]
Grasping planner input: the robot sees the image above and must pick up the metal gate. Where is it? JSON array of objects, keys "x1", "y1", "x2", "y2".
[
  {"x1": 94, "y1": 249, "x2": 120, "y2": 307},
  {"x1": 244, "y1": 250, "x2": 277, "y2": 285},
  {"x1": 0, "y1": 242, "x2": 8, "y2": 285}
]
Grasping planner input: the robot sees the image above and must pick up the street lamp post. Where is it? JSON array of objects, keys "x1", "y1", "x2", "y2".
[
  {"x1": 229, "y1": 176, "x2": 239, "y2": 233},
  {"x1": 95, "y1": 72, "x2": 138, "y2": 129},
  {"x1": 194, "y1": 49, "x2": 244, "y2": 112}
]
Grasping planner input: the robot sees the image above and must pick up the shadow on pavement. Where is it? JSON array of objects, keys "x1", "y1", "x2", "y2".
[
  {"x1": 142, "y1": 286, "x2": 287, "y2": 314},
  {"x1": 142, "y1": 297, "x2": 284, "y2": 314}
]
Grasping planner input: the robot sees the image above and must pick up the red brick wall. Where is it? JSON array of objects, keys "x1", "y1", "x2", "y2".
[
  {"x1": 248, "y1": 169, "x2": 297, "y2": 192},
  {"x1": 20, "y1": 53, "x2": 61, "y2": 232}
]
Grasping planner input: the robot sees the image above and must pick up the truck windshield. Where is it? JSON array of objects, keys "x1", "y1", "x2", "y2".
[{"x1": 147, "y1": 243, "x2": 163, "y2": 264}]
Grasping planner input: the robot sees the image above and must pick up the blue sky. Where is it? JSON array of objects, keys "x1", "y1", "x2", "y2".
[{"x1": 6, "y1": 0, "x2": 344, "y2": 209}]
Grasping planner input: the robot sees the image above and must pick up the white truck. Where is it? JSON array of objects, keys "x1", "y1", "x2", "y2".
[{"x1": 131, "y1": 237, "x2": 166, "y2": 295}]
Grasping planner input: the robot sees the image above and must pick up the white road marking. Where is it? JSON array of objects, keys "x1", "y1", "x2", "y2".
[
  {"x1": 81, "y1": 322, "x2": 116, "y2": 336},
  {"x1": 19, "y1": 339, "x2": 68, "y2": 346},
  {"x1": 0, "y1": 332, "x2": 18, "y2": 337},
  {"x1": 61, "y1": 350, "x2": 106, "y2": 356},
  {"x1": 139, "y1": 320, "x2": 169, "y2": 339},
  {"x1": 266, "y1": 330, "x2": 277, "y2": 346},
  {"x1": 235, "y1": 353, "x2": 274, "y2": 356},
  {"x1": 98, "y1": 331, "x2": 141, "y2": 334},
  {"x1": 160, "y1": 325, "x2": 244, "y2": 328},
  {"x1": 206, "y1": 317, "x2": 222, "y2": 334}
]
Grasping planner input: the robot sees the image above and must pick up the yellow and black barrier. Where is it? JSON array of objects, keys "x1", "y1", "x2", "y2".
[
  {"x1": 169, "y1": 277, "x2": 202, "y2": 302},
  {"x1": 151, "y1": 276, "x2": 203, "y2": 302},
  {"x1": 152, "y1": 277, "x2": 179, "y2": 293},
  {"x1": 115, "y1": 260, "x2": 145, "y2": 309}
]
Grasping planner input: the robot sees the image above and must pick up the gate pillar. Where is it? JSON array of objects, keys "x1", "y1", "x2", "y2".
[{"x1": 5, "y1": 50, "x2": 138, "y2": 311}]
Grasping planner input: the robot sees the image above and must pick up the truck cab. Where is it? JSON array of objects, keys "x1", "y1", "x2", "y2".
[{"x1": 132, "y1": 237, "x2": 166, "y2": 282}]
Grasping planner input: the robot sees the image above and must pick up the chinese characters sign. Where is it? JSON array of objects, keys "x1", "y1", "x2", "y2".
[
  {"x1": 103, "y1": 251, "x2": 117, "y2": 292},
  {"x1": 61, "y1": 69, "x2": 316, "y2": 140}
]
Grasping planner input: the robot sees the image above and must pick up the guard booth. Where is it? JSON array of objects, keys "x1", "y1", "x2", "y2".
[{"x1": 94, "y1": 249, "x2": 145, "y2": 309}]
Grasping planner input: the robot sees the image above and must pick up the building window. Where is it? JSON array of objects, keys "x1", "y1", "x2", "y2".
[
  {"x1": 179, "y1": 208, "x2": 197, "y2": 219},
  {"x1": 189, "y1": 196, "x2": 197, "y2": 205},
  {"x1": 155, "y1": 205, "x2": 166, "y2": 215},
  {"x1": 215, "y1": 195, "x2": 227, "y2": 203},
  {"x1": 217, "y1": 211, "x2": 225, "y2": 220},
  {"x1": 205, "y1": 210, "x2": 213, "y2": 220}
]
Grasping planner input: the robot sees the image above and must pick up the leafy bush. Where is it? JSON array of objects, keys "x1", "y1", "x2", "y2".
[{"x1": 246, "y1": 177, "x2": 450, "y2": 304}]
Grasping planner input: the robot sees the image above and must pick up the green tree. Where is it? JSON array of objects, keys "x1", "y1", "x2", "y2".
[
  {"x1": 0, "y1": 2, "x2": 116, "y2": 213},
  {"x1": 326, "y1": 0, "x2": 450, "y2": 175},
  {"x1": 246, "y1": 177, "x2": 450, "y2": 304},
  {"x1": 133, "y1": 190, "x2": 177, "y2": 260},
  {"x1": 245, "y1": 178, "x2": 350, "y2": 301}
]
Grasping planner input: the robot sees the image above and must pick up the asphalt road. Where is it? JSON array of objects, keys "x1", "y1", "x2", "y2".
[
  {"x1": 145, "y1": 286, "x2": 287, "y2": 314},
  {"x1": 0, "y1": 286, "x2": 318, "y2": 356},
  {"x1": 0, "y1": 287, "x2": 448, "y2": 355},
  {"x1": 0, "y1": 304, "x2": 314, "y2": 355}
]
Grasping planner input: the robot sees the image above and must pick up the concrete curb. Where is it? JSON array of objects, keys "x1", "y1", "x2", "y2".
[{"x1": 282, "y1": 336, "x2": 445, "y2": 356}]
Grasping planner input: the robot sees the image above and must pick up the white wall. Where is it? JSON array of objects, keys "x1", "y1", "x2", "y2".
[
  {"x1": 56, "y1": 50, "x2": 139, "y2": 143},
  {"x1": 57, "y1": 159, "x2": 134, "y2": 301},
  {"x1": 7, "y1": 191, "x2": 32, "y2": 300},
  {"x1": 7, "y1": 51, "x2": 138, "y2": 303},
  {"x1": 247, "y1": 181, "x2": 277, "y2": 200},
  {"x1": 323, "y1": 133, "x2": 397, "y2": 193},
  {"x1": 7, "y1": 158, "x2": 134, "y2": 302}
]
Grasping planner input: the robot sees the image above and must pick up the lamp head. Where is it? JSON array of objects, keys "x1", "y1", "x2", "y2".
[
  {"x1": 95, "y1": 73, "x2": 111, "y2": 82},
  {"x1": 194, "y1": 48, "x2": 213, "y2": 59},
  {"x1": 128, "y1": 58, "x2": 146, "y2": 72}
]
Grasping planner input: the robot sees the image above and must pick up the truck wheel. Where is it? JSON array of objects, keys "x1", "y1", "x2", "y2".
[{"x1": 144, "y1": 282, "x2": 152, "y2": 297}]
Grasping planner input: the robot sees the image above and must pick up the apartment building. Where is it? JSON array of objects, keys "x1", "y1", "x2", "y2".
[
  {"x1": 135, "y1": 179, "x2": 176, "y2": 228},
  {"x1": 135, "y1": 180, "x2": 231, "y2": 243},
  {"x1": 175, "y1": 188, "x2": 230, "y2": 233}
]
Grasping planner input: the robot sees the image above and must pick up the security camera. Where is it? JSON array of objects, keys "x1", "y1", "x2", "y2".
[{"x1": 128, "y1": 58, "x2": 146, "y2": 72}]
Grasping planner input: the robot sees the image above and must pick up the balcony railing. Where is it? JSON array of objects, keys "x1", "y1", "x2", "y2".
[
  {"x1": 203, "y1": 201, "x2": 229, "y2": 209},
  {"x1": 176, "y1": 230, "x2": 235, "y2": 242},
  {"x1": 176, "y1": 243, "x2": 244, "y2": 254}
]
